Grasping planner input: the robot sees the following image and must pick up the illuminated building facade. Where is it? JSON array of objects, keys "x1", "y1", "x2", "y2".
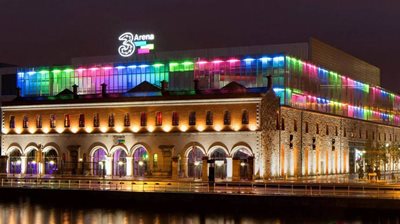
[{"x1": 2, "y1": 38, "x2": 400, "y2": 179}]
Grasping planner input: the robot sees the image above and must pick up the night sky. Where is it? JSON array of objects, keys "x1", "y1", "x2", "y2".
[{"x1": 1, "y1": 0, "x2": 399, "y2": 92}]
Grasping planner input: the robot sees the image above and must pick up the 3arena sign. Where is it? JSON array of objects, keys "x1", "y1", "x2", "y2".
[{"x1": 118, "y1": 32, "x2": 155, "y2": 57}]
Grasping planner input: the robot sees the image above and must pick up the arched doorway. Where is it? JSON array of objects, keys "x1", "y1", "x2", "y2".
[
  {"x1": 92, "y1": 148, "x2": 107, "y2": 176},
  {"x1": 8, "y1": 149, "x2": 22, "y2": 174},
  {"x1": 133, "y1": 147, "x2": 148, "y2": 177},
  {"x1": 187, "y1": 147, "x2": 205, "y2": 179},
  {"x1": 210, "y1": 148, "x2": 228, "y2": 179},
  {"x1": 113, "y1": 149, "x2": 127, "y2": 177},
  {"x1": 45, "y1": 149, "x2": 58, "y2": 175},
  {"x1": 27, "y1": 150, "x2": 39, "y2": 175},
  {"x1": 233, "y1": 147, "x2": 253, "y2": 180}
]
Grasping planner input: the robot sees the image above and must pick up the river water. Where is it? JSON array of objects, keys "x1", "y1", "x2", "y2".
[{"x1": 0, "y1": 197, "x2": 399, "y2": 224}]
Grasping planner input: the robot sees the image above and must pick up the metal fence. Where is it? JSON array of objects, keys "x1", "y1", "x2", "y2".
[{"x1": 2, "y1": 177, "x2": 400, "y2": 199}]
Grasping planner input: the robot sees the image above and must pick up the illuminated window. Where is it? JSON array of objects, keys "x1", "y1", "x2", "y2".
[
  {"x1": 140, "y1": 112, "x2": 147, "y2": 126},
  {"x1": 23, "y1": 115, "x2": 29, "y2": 129},
  {"x1": 79, "y1": 114, "x2": 85, "y2": 127},
  {"x1": 108, "y1": 113, "x2": 115, "y2": 127},
  {"x1": 124, "y1": 113, "x2": 130, "y2": 127},
  {"x1": 206, "y1": 111, "x2": 213, "y2": 125},
  {"x1": 50, "y1": 114, "x2": 56, "y2": 128},
  {"x1": 155, "y1": 112, "x2": 162, "y2": 126},
  {"x1": 9, "y1": 115, "x2": 15, "y2": 129},
  {"x1": 242, "y1": 110, "x2": 249, "y2": 125},
  {"x1": 93, "y1": 113, "x2": 99, "y2": 127},
  {"x1": 36, "y1": 115, "x2": 42, "y2": 128},
  {"x1": 64, "y1": 114, "x2": 70, "y2": 128},
  {"x1": 189, "y1": 112, "x2": 196, "y2": 126},
  {"x1": 224, "y1": 111, "x2": 231, "y2": 125},
  {"x1": 172, "y1": 112, "x2": 179, "y2": 126},
  {"x1": 153, "y1": 154, "x2": 158, "y2": 169}
]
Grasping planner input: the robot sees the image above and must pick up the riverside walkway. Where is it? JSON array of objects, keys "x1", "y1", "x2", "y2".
[{"x1": 2, "y1": 175, "x2": 400, "y2": 200}]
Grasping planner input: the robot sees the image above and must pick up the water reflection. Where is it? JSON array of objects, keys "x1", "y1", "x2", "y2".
[
  {"x1": 0, "y1": 198, "x2": 398, "y2": 224},
  {"x1": 0, "y1": 199, "x2": 283, "y2": 224}
]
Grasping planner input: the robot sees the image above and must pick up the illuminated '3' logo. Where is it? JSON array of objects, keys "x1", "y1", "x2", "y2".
[{"x1": 118, "y1": 32, "x2": 135, "y2": 57}]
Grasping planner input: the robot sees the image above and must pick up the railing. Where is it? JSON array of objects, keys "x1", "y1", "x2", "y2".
[{"x1": 2, "y1": 177, "x2": 400, "y2": 199}]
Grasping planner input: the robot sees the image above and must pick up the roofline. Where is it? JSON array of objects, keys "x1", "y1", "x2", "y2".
[{"x1": 2, "y1": 97, "x2": 262, "y2": 111}]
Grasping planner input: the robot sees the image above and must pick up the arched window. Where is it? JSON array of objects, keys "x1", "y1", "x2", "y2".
[
  {"x1": 64, "y1": 114, "x2": 70, "y2": 127},
  {"x1": 206, "y1": 111, "x2": 213, "y2": 125},
  {"x1": 93, "y1": 113, "x2": 100, "y2": 127},
  {"x1": 141, "y1": 112, "x2": 147, "y2": 126},
  {"x1": 108, "y1": 113, "x2": 115, "y2": 127},
  {"x1": 155, "y1": 112, "x2": 162, "y2": 126},
  {"x1": 223, "y1": 111, "x2": 231, "y2": 125},
  {"x1": 79, "y1": 114, "x2": 85, "y2": 127},
  {"x1": 23, "y1": 115, "x2": 29, "y2": 129},
  {"x1": 189, "y1": 112, "x2": 196, "y2": 126},
  {"x1": 36, "y1": 115, "x2": 42, "y2": 128},
  {"x1": 50, "y1": 114, "x2": 56, "y2": 128},
  {"x1": 172, "y1": 112, "x2": 179, "y2": 126},
  {"x1": 124, "y1": 113, "x2": 130, "y2": 127},
  {"x1": 9, "y1": 115, "x2": 15, "y2": 129},
  {"x1": 242, "y1": 110, "x2": 249, "y2": 125}
]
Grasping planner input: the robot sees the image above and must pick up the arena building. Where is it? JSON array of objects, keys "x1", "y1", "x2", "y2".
[{"x1": 1, "y1": 38, "x2": 399, "y2": 180}]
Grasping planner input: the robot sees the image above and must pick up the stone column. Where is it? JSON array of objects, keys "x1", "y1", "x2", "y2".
[
  {"x1": 202, "y1": 156, "x2": 208, "y2": 181},
  {"x1": 105, "y1": 156, "x2": 113, "y2": 176},
  {"x1": 126, "y1": 157, "x2": 133, "y2": 177},
  {"x1": 20, "y1": 156, "x2": 27, "y2": 175},
  {"x1": 171, "y1": 157, "x2": 178, "y2": 180},
  {"x1": 232, "y1": 158, "x2": 240, "y2": 181},
  {"x1": 39, "y1": 162, "x2": 45, "y2": 175},
  {"x1": 226, "y1": 157, "x2": 233, "y2": 179},
  {"x1": 182, "y1": 157, "x2": 188, "y2": 178}
]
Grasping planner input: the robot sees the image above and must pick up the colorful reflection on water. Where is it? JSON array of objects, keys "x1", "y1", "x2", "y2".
[{"x1": 0, "y1": 198, "x2": 398, "y2": 224}]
